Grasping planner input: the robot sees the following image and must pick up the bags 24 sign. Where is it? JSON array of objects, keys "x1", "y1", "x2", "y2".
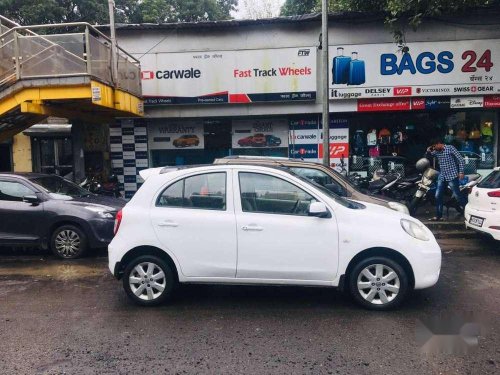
[{"x1": 329, "y1": 39, "x2": 500, "y2": 99}]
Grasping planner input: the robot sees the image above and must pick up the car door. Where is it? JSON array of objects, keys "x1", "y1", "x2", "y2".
[
  {"x1": 0, "y1": 178, "x2": 45, "y2": 245},
  {"x1": 234, "y1": 170, "x2": 339, "y2": 281},
  {"x1": 150, "y1": 171, "x2": 237, "y2": 278}
]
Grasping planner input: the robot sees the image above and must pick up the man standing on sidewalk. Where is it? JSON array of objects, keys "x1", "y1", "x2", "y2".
[{"x1": 426, "y1": 138, "x2": 466, "y2": 221}]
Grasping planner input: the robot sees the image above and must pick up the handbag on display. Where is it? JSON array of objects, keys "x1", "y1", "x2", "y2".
[
  {"x1": 469, "y1": 126, "x2": 481, "y2": 139},
  {"x1": 456, "y1": 126, "x2": 467, "y2": 141},
  {"x1": 368, "y1": 145, "x2": 380, "y2": 157},
  {"x1": 378, "y1": 128, "x2": 392, "y2": 145}
]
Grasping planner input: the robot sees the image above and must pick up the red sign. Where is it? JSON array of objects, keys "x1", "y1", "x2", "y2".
[
  {"x1": 411, "y1": 98, "x2": 426, "y2": 110},
  {"x1": 484, "y1": 95, "x2": 500, "y2": 108},
  {"x1": 394, "y1": 86, "x2": 412, "y2": 96},
  {"x1": 318, "y1": 143, "x2": 350, "y2": 158},
  {"x1": 357, "y1": 98, "x2": 411, "y2": 112}
]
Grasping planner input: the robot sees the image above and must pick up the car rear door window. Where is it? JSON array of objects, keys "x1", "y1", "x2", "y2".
[
  {"x1": 239, "y1": 172, "x2": 317, "y2": 216},
  {"x1": 0, "y1": 180, "x2": 34, "y2": 201},
  {"x1": 157, "y1": 172, "x2": 226, "y2": 210}
]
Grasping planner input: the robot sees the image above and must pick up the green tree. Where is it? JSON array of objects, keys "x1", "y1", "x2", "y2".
[
  {"x1": 280, "y1": 0, "x2": 316, "y2": 16},
  {"x1": 0, "y1": 0, "x2": 237, "y2": 25}
]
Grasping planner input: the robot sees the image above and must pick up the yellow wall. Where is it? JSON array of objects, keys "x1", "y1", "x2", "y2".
[{"x1": 12, "y1": 134, "x2": 32, "y2": 172}]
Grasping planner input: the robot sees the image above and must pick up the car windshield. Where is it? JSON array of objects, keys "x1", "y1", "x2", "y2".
[
  {"x1": 477, "y1": 170, "x2": 500, "y2": 189},
  {"x1": 288, "y1": 171, "x2": 364, "y2": 209},
  {"x1": 30, "y1": 175, "x2": 92, "y2": 198}
]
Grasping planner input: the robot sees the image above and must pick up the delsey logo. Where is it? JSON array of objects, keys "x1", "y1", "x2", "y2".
[
  {"x1": 141, "y1": 68, "x2": 202, "y2": 80},
  {"x1": 141, "y1": 71, "x2": 154, "y2": 80},
  {"x1": 394, "y1": 86, "x2": 412, "y2": 96},
  {"x1": 298, "y1": 49, "x2": 310, "y2": 56}
]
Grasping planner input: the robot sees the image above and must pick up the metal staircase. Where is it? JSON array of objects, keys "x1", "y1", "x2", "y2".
[{"x1": 0, "y1": 15, "x2": 143, "y2": 142}]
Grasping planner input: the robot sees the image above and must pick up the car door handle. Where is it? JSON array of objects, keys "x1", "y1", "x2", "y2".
[
  {"x1": 158, "y1": 220, "x2": 179, "y2": 227},
  {"x1": 241, "y1": 225, "x2": 263, "y2": 232}
]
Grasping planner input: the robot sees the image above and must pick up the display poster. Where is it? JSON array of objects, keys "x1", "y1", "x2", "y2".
[
  {"x1": 232, "y1": 118, "x2": 288, "y2": 149},
  {"x1": 329, "y1": 39, "x2": 500, "y2": 100},
  {"x1": 148, "y1": 120, "x2": 205, "y2": 150}
]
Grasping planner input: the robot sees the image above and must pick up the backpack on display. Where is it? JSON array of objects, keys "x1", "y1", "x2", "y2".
[
  {"x1": 461, "y1": 141, "x2": 475, "y2": 153},
  {"x1": 332, "y1": 47, "x2": 351, "y2": 85},
  {"x1": 378, "y1": 128, "x2": 392, "y2": 145},
  {"x1": 367, "y1": 129, "x2": 377, "y2": 146},
  {"x1": 368, "y1": 145, "x2": 380, "y2": 157},
  {"x1": 353, "y1": 129, "x2": 365, "y2": 155},
  {"x1": 469, "y1": 126, "x2": 481, "y2": 139},
  {"x1": 348, "y1": 52, "x2": 366, "y2": 85}
]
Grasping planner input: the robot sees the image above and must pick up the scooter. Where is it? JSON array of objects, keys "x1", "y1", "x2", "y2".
[{"x1": 408, "y1": 158, "x2": 439, "y2": 215}]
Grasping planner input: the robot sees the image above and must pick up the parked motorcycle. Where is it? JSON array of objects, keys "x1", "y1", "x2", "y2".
[
  {"x1": 80, "y1": 174, "x2": 122, "y2": 198},
  {"x1": 349, "y1": 169, "x2": 419, "y2": 201}
]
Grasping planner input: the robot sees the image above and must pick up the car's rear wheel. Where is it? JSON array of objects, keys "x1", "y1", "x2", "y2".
[
  {"x1": 349, "y1": 256, "x2": 409, "y2": 310},
  {"x1": 123, "y1": 255, "x2": 175, "y2": 306},
  {"x1": 51, "y1": 225, "x2": 88, "y2": 259}
]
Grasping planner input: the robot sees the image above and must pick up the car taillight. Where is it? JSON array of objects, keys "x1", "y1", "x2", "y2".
[
  {"x1": 487, "y1": 190, "x2": 500, "y2": 198},
  {"x1": 114, "y1": 209, "x2": 122, "y2": 235}
]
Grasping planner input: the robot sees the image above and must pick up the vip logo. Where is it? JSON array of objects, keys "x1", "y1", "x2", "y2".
[
  {"x1": 298, "y1": 49, "x2": 310, "y2": 56},
  {"x1": 141, "y1": 71, "x2": 154, "y2": 80},
  {"x1": 394, "y1": 86, "x2": 412, "y2": 96}
]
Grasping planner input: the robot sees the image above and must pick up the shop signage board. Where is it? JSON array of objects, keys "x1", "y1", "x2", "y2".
[
  {"x1": 139, "y1": 47, "x2": 316, "y2": 105},
  {"x1": 450, "y1": 96, "x2": 484, "y2": 108},
  {"x1": 329, "y1": 39, "x2": 500, "y2": 100},
  {"x1": 289, "y1": 117, "x2": 349, "y2": 173},
  {"x1": 148, "y1": 120, "x2": 205, "y2": 150},
  {"x1": 232, "y1": 118, "x2": 289, "y2": 149}
]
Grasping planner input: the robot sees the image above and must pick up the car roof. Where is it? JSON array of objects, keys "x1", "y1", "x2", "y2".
[
  {"x1": 0, "y1": 172, "x2": 48, "y2": 179},
  {"x1": 214, "y1": 155, "x2": 325, "y2": 167}
]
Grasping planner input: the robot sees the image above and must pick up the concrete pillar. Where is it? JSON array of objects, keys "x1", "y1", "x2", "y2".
[
  {"x1": 72, "y1": 121, "x2": 85, "y2": 183},
  {"x1": 12, "y1": 133, "x2": 32, "y2": 172}
]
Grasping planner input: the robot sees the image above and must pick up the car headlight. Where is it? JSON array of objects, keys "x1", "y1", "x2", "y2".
[
  {"x1": 400, "y1": 219, "x2": 429, "y2": 241},
  {"x1": 388, "y1": 201, "x2": 410, "y2": 215},
  {"x1": 85, "y1": 206, "x2": 114, "y2": 219}
]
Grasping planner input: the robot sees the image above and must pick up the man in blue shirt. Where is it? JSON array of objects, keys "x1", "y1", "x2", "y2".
[{"x1": 426, "y1": 138, "x2": 466, "y2": 221}]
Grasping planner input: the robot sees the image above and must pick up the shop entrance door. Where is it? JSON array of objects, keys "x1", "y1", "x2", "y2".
[
  {"x1": 0, "y1": 144, "x2": 11, "y2": 171},
  {"x1": 39, "y1": 138, "x2": 73, "y2": 178},
  {"x1": 203, "y1": 120, "x2": 232, "y2": 163}
]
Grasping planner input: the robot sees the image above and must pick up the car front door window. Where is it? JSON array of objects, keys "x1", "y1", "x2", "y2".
[
  {"x1": 290, "y1": 167, "x2": 348, "y2": 197},
  {"x1": 239, "y1": 172, "x2": 316, "y2": 216}
]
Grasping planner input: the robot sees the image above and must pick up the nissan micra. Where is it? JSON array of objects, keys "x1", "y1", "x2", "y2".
[{"x1": 109, "y1": 165, "x2": 441, "y2": 310}]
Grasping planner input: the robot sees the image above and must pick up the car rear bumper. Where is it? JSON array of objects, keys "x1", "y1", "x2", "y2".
[{"x1": 464, "y1": 206, "x2": 500, "y2": 240}]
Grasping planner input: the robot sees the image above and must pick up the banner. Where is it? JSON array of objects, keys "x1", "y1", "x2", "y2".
[
  {"x1": 329, "y1": 39, "x2": 500, "y2": 100},
  {"x1": 139, "y1": 47, "x2": 316, "y2": 105},
  {"x1": 148, "y1": 120, "x2": 204, "y2": 150},
  {"x1": 232, "y1": 118, "x2": 288, "y2": 149}
]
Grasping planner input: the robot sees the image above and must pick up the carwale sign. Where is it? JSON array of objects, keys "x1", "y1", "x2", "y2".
[
  {"x1": 139, "y1": 47, "x2": 316, "y2": 105},
  {"x1": 329, "y1": 39, "x2": 500, "y2": 100}
]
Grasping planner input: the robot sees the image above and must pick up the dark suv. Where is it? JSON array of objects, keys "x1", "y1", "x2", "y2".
[
  {"x1": 0, "y1": 173, "x2": 125, "y2": 259},
  {"x1": 214, "y1": 156, "x2": 409, "y2": 214}
]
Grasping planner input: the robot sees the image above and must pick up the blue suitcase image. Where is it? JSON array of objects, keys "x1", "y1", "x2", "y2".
[
  {"x1": 348, "y1": 52, "x2": 366, "y2": 85},
  {"x1": 332, "y1": 47, "x2": 351, "y2": 84}
]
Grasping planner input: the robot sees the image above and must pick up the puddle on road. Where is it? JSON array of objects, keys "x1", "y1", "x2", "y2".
[{"x1": 0, "y1": 258, "x2": 107, "y2": 281}]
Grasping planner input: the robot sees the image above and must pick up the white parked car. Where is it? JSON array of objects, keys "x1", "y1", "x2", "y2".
[
  {"x1": 109, "y1": 165, "x2": 441, "y2": 310},
  {"x1": 465, "y1": 167, "x2": 500, "y2": 240}
]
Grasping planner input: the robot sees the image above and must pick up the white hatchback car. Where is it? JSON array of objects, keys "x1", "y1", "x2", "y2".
[
  {"x1": 109, "y1": 165, "x2": 441, "y2": 310},
  {"x1": 465, "y1": 167, "x2": 500, "y2": 240}
]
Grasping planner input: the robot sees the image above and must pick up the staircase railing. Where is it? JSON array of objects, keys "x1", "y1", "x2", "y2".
[{"x1": 0, "y1": 18, "x2": 141, "y2": 97}]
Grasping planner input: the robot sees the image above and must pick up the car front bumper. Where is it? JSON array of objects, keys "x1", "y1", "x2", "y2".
[
  {"x1": 464, "y1": 206, "x2": 500, "y2": 241},
  {"x1": 410, "y1": 234, "x2": 442, "y2": 290}
]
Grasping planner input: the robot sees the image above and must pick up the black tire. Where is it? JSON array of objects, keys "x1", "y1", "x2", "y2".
[
  {"x1": 348, "y1": 256, "x2": 409, "y2": 311},
  {"x1": 123, "y1": 255, "x2": 175, "y2": 306},
  {"x1": 409, "y1": 196, "x2": 422, "y2": 216},
  {"x1": 50, "y1": 224, "x2": 88, "y2": 259}
]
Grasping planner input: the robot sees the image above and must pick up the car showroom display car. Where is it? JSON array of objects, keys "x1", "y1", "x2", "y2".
[{"x1": 109, "y1": 164, "x2": 441, "y2": 310}]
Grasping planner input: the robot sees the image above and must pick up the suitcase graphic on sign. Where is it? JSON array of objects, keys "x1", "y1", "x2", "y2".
[
  {"x1": 332, "y1": 47, "x2": 351, "y2": 84},
  {"x1": 348, "y1": 52, "x2": 366, "y2": 86}
]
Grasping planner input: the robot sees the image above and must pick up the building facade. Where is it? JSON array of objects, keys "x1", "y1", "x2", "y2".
[{"x1": 111, "y1": 11, "x2": 500, "y2": 198}]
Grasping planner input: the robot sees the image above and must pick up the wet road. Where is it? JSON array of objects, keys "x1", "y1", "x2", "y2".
[{"x1": 0, "y1": 239, "x2": 499, "y2": 375}]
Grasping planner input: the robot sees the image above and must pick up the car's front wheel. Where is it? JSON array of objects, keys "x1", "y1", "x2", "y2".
[
  {"x1": 123, "y1": 256, "x2": 175, "y2": 306},
  {"x1": 51, "y1": 225, "x2": 88, "y2": 259},
  {"x1": 349, "y1": 256, "x2": 409, "y2": 310}
]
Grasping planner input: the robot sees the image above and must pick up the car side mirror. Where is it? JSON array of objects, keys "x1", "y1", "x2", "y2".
[
  {"x1": 23, "y1": 195, "x2": 40, "y2": 205},
  {"x1": 308, "y1": 202, "x2": 330, "y2": 218}
]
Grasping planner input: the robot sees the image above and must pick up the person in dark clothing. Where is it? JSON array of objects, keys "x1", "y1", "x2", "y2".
[{"x1": 426, "y1": 138, "x2": 466, "y2": 221}]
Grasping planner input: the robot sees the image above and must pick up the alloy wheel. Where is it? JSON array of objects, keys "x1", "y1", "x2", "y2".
[
  {"x1": 129, "y1": 262, "x2": 167, "y2": 301},
  {"x1": 356, "y1": 264, "x2": 400, "y2": 305},
  {"x1": 54, "y1": 229, "x2": 81, "y2": 258}
]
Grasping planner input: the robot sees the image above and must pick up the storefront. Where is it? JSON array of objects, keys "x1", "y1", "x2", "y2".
[{"x1": 111, "y1": 11, "x2": 500, "y2": 197}]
